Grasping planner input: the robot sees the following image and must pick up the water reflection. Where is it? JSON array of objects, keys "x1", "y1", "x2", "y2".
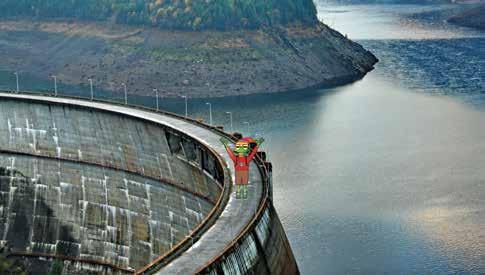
[
  {"x1": 412, "y1": 204, "x2": 485, "y2": 273},
  {"x1": 272, "y1": 74, "x2": 485, "y2": 274},
  {"x1": 317, "y1": 4, "x2": 485, "y2": 40}
]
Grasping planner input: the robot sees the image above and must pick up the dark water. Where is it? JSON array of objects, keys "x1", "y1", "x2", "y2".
[{"x1": 1, "y1": 4, "x2": 485, "y2": 274}]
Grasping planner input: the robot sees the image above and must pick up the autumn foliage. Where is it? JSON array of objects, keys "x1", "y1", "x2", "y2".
[{"x1": 0, "y1": 0, "x2": 318, "y2": 30}]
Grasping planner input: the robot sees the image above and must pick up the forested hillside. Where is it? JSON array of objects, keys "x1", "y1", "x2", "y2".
[{"x1": 0, "y1": 0, "x2": 318, "y2": 30}]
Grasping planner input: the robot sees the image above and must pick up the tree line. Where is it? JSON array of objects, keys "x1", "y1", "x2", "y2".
[{"x1": 0, "y1": 0, "x2": 318, "y2": 30}]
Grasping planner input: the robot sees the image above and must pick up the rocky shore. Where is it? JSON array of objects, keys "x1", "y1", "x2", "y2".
[{"x1": 0, "y1": 20, "x2": 377, "y2": 98}]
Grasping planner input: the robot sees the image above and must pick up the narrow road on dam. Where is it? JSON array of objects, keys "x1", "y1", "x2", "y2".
[{"x1": 0, "y1": 91, "x2": 265, "y2": 274}]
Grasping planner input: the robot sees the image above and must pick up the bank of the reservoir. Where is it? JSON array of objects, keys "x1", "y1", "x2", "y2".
[{"x1": 0, "y1": 20, "x2": 377, "y2": 98}]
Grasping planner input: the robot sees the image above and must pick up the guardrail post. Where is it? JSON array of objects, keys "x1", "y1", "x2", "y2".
[
  {"x1": 14, "y1": 72, "x2": 19, "y2": 93},
  {"x1": 154, "y1": 88, "x2": 159, "y2": 111},
  {"x1": 88, "y1": 78, "x2": 94, "y2": 101},
  {"x1": 182, "y1": 95, "x2": 188, "y2": 118},
  {"x1": 122, "y1": 83, "x2": 127, "y2": 105},
  {"x1": 52, "y1": 75, "x2": 58, "y2": 97}
]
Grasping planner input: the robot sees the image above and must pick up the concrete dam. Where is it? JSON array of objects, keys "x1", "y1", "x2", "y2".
[{"x1": 0, "y1": 92, "x2": 299, "y2": 274}]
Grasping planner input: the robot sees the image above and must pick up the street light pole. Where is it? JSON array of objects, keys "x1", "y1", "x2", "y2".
[
  {"x1": 88, "y1": 78, "x2": 94, "y2": 100},
  {"x1": 243, "y1": 121, "x2": 250, "y2": 135},
  {"x1": 52, "y1": 75, "x2": 57, "y2": 96},
  {"x1": 154, "y1": 88, "x2": 159, "y2": 111},
  {"x1": 122, "y1": 83, "x2": 127, "y2": 105},
  {"x1": 14, "y1": 72, "x2": 19, "y2": 93},
  {"x1": 206, "y1": 102, "x2": 212, "y2": 125},
  {"x1": 226, "y1": 112, "x2": 233, "y2": 132},
  {"x1": 182, "y1": 95, "x2": 188, "y2": 118}
]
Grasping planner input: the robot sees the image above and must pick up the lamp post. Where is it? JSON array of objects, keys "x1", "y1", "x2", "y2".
[
  {"x1": 254, "y1": 131, "x2": 266, "y2": 154},
  {"x1": 52, "y1": 75, "x2": 58, "y2": 96},
  {"x1": 154, "y1": 88, "x2": 159, "y2": 111},
  {"x1": 14, "y1": 72, "x2": 19, "y2": 93},
  {"x1": 243, "y1": 121, "x2": 250, "y2": 135},
  {"x1": 122, "y1": 83, "x2": 127, "y2": 105},
  {"x1": 182, "y1": 95, "x2": 188, "y2": 118},
  {"x1": 206, "y1": 102, "x2": 212, "y2": 125},
  {"x1": 88, "y1": 78, "x2": 94, "y2": 101},
  {"x1": 226, "y1": 112, "x2": 233, "y2": 132}
]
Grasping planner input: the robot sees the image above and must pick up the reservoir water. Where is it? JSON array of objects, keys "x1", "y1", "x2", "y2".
[
  {"x1": 208, "y1": 3, "x2": 484, "y2": 274},
  {"x1": 0, "y1": 3, "x2": 484, "y2": 274},
  {"x1": 276, "y1": 3, "x2": 485, "y2": 274}
]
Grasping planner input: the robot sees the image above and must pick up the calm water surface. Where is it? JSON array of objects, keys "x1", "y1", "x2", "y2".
[
  {"x1": 0, "y1": 4, "x2": 484, "y2": 274},
  {"x1": 276, "y1": 3, "x2": 485, "y2": 274}
]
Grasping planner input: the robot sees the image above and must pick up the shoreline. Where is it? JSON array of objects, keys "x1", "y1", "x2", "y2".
[{"x1": 0, "y1": 20, "x2": 378, "y2": 98}]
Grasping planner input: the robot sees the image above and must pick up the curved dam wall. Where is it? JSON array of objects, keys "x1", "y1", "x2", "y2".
[
  {"x1": 0, "y1": 99, "x2": 224, "y2": 273},
  {"x1": 0, "y1": 92, "x2": 300, "y2": 275}
]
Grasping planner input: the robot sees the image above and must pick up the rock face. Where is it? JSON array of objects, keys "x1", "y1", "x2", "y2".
[
  {"x1": 448, "y1": 4, "x2": 485, "y2": 30},
  {"x1": 0, "y1": 20, "x2": 377, "y2": 98},
  {"x1": 0, "y1": 99, "x2": 221, "y2": 273}
]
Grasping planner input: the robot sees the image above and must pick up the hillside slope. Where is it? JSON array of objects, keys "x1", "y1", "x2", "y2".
[
  {"x1": 0, "y1": 20, "x2": 377, "y2": 98},
  {"x1": 0, "y1": 0, "x2": 377, "y2": 98}
]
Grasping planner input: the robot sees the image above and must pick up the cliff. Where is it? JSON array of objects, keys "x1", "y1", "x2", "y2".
[{"x1": 0, "y1": 19, "x2": 377, "y2": 98}]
